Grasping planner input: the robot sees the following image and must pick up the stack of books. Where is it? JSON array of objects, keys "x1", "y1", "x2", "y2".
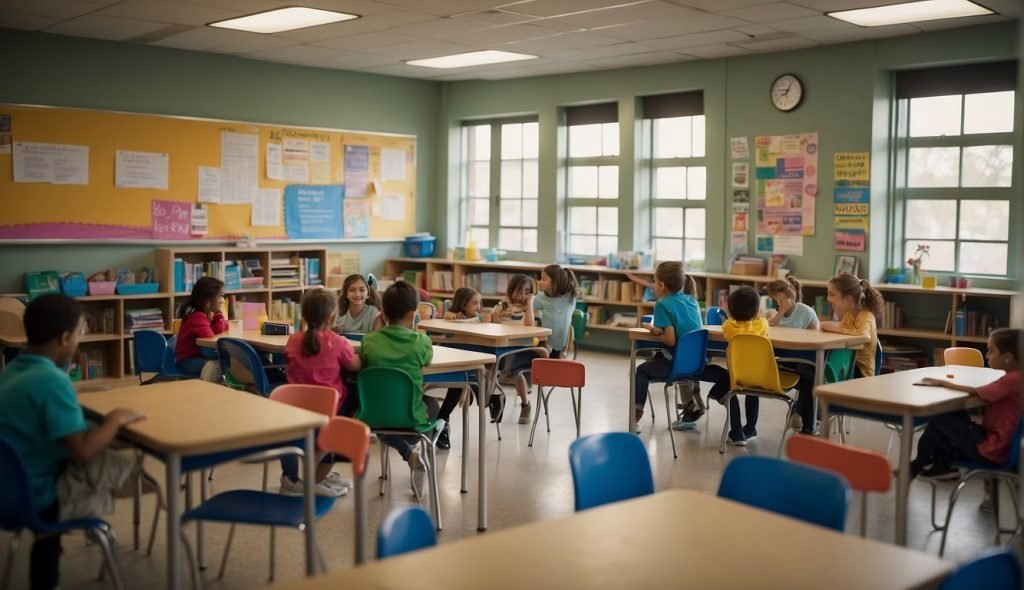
[
  {"x1": 174, "y1": 259, "x2": 224, "y2": 293},
  {"x1": 73, "y1": 349, "x2": 106, "y2": 381},
  {"x1": 880, "y1": 302, "x2": 905, "y2": 329},
  {"x1": 124, "y1": 308, "x2": 165, "y2": 334},
  {"x1": 431, "y1": 270, "x2": 455, "y2": 292},
  {"x1": 402, "y1": 269, "x2": 426, "y2": 289},
  {"x1": 945, "y1": 306, "x2": 998, "y2": 337}
]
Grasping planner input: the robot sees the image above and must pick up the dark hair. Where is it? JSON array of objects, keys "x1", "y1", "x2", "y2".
[
  {"x1": 727, "y1": 286, "x2": 760, "y2": 322},
  {"x1": 451, "y1": 287, "x2": 480, "y2": 316},
  {"x1": 763, "y1": 276, "x2": 803, "y2": 302},
  {"x1": 989, "y1": 328, "x2": 1019, "y2": 361},
  {"x1": 654, "y1": 261, "x2": 685, "y2": 293},
  {"x1": 682, "y1": 274, "x2": 700, "y2": 299},
  {"x1": 338, "y1": 274, "x2": 381, "y2": 316},
  {"x1": 541, "y1": 265, "x2": 580, "y2": 298},
  {"x1": 829, "y1": 273, "x2": 884, "y2": 317},
  {"x1": 382, "y1": 281, "x2": 419, "y2": 324},
  {"x1": 177, "y1": 276, "x2": 224, "y2": 318},
  {"x1": 300, "y1": 288, "x2": 337, "y2": 356},
  {"x1": 506, "y1": 274, "x2": 533, "y2": 301},
  {"x1": 24, "y1": 294, "x2": 82, "y2": 346}
]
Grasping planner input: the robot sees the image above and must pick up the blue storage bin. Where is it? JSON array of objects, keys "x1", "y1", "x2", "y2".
[
  {"x1": 116, "y1": 283, "x2": 160, "y2": 295},
  {"x1": 404, "y1": 235, "x2": 436, "y2": 258},
  {"x1": 60, "y1": 273, "x2": 88, "y2": 297}
]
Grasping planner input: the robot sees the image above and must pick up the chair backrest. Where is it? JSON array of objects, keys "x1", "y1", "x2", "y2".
[
  {"x1": 669, "y1": 329, "x2": 709, "y2": 381},
  {"x1": 318, "y1": 417, "x2": 372, "y2": 478},
  {"x1": 875, "y1": 340, "x2": 884, "y2": 375},
  {"x1": 718, "y1": 456, "x2": 850, "y2": 531},
  {"x1": 944, "y1": 347, "x2": 984, "y2": 368},
  {"x1": 0, "y1": 298, "x2": 26, "y2": 344},
  {"x1": 568, "y1": 433, "x2": 654, "y2": 511},
  {"x1": 356, "y1": 367, "x2": 424, "y2": 430},
  {"x1": 705, "y1": 306, "x2": 727, "y2": 326},
  {"x1": 786, "y1": 435, "x2": 891, "y2": 493},
  {"x1": 270, "y1": 384, "x2": 340, "y2": 418},
  {"x1": 417, "y1": 302, "x2": 436, "y2": 321},
  {"x1": 570, "y1": 309, "x2": 587, "y2": 343},
  {"x1": 216, "y1": 337, "x2": 272, "y2": 395},
  {"x1": 377, "y1": 505, "x2": 436, "y2": 559},
  {"x1": 0, "y1": 437, "x2": 41, "y2": 532},
  {"x1": 133, "y1": 330, "x2": 169, "y2": 375},
  {"x1": 824, "y1": 349, "x2": 856, "y2": 384},
  {"x1": 940, "y1": 548, "x2": 1022, "y2": 590},
  {"x1": 531, "y1": 358, "x2": 586, "y2": 388},
  {"x1": 727, "y1": 334, "x2": 784, "y2": 393}
]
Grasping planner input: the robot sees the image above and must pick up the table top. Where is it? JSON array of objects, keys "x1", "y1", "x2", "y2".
[
  {"x1": 815, "y1": 365, "x2": 1003, "y2": 416},
  {"x1": 419, "y1": 319, "x2": 550, "y2": 347},
  {"x1": 277, "y1": 489, "x2": 951, "y2": 590},
  {"x1": 78, "y1": 380, "x2": 326, "y2": 455},
  {"x1": 197, "y1": 330, "x2": 291, "y2": 353},
  {"x1": 629, "y1": 325, "x2": 868, "y2": 351}
]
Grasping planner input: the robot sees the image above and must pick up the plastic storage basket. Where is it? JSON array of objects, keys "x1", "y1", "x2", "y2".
[{"x1": 404, "y1": 235, "x2": 436, "y2": 258}]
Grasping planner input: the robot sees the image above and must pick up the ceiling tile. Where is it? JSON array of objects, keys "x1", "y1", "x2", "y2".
[
  {"x1": 665, "y1": 0, "x2": 780, "y2": 10},
  {"x1": 150, "y1": 25, "x2": 255, "y2": 50},
  {"x1": 367, "y1": 62, "x2": 471, "y2": 78},
  {"x1": 451, "y1": 9, "x2": 539, "y2": 25},
  {"x1": 310, "y1": 31, "x2": 416, "y2": 50},
  {"x1": 504, "y1": 31, "x2": 624, "y2": 51},
  {"x1": 42, "y1": 14, "x2": 170, "y2": 41},
  {"x1": 272, "y1": 10, "x2": 436, "y2": 42},
  {"x1": 796, "y1": 22, "x2": 918, "y2": 42},
  {"x1": 383, "y1": 16, "x2": 488, "y2": 38},
  {"x1": 502, "y1": 0, "x2": 651, "y2": 19},
  {"x1": 911, "y1": 13, "x2": 1009, "y2": 30},
  {"x1": 982, "y1": 0, "x2": 1023, "y2": 17},
  {"x1": 600, "y1": 14, "x2": 751, "y2": 40},
  {"x1": 0, "y1": 10, "x2": 61, "y2": 30},
  {"x1": 369, "y1": 39, "x2": 480, "y2": 58},
  {"x1": 683, "y1": 43, "x2": 753, "y2": 58},
  {"x1": 475, "y1": 61, "x2": 600, "y2": 79},
  {"x1": 94, "y1": 0, "x2": 241, "y2": 26},
  {"x1": 788, "y1": 0, "x2": 898, "y2": 10},
  {"x1": 1, "y1": 0, "x2": 119, "y2": 20},
  {"x1": 734, "y1": 23, "x2": 779, "y2": 35},
  {"x1": 299, "y1": 0, "x2": 404, "y2": 16},
  {"x1": 245, "y1": 43, "x2": 343, "y2": 63},
  {"x1": 719, "y1": 2, "x2": 820, "y2": 22},
  {"x1": 586, "y1": 50, "x2": 693, "y2": 68},
  {"x1": 307, "y1": 51, "x2": 399, "y2": 69},
  {"x1": 209, "y1": 34, "x2": 298, "y2": 54},
  {"x1": 531, "y1": 18, "x2": 587, "y2": 33},
  {"x1": 174, "y1": 0, "x2": 283, "y2": 11},
  {"x1": 731, "y1": 35, "x2": 817, "y2": 51},
  {"x1": 644, "y1": 29, "x2": 752, "y2": 49},
  {"x1": 378, "y1": 0, "x2": 510, "y2": 17},
  {"x1": 546, "y1": 0, "x2": 699, "y2": 28},
  {"x1": 768, "y1": 15, "x2": 855, "y2": 32},
  {"x1": 445, "y1": 22, "x2": 559, "y2": 44}
]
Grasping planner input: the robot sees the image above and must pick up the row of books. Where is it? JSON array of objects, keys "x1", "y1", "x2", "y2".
[
  {"x1": 879, "y1": 302, "x2": 905, "y2": 329},
  {"x1": 402, "y1": 270, "x2": 428, "y2": 290},
  {"x1": 944, "y1": 307, "x2": 999, "y2": 337},
  {"x1": 70, "y1": 349, "x2": 106, "y2": 381},
  {"x1": 224, "y1": 259, "x2": 265, "y2": 290},
  {"x1": 461, "y1": 272, "x2": 528, "y2": 295},
  {"x1": 82, "y1": 308, "x2": 117, "y2": 335},
  {"x1": 578, "y1": 278, "x2": 643, "y2": 303},
  {"x1": 430, "y1": 270, "x2": 455, "y2": 292},
  {"x1": 269, "y1": 257, "x2": 321, "y2": 289},
  {"x1": 269, "y1": 298, "x2": 303, "y2": 331},
  {"x1": 124, "y1": 308, "x2": 165, "y2": 334},
  {"x1": 173, "y1": 259, "x2": 225, "y2": 293}
]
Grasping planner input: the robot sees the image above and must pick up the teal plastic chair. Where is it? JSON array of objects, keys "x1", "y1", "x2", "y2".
[
  {"x1": 377, "y1": 505, "x2": 437, "y2": 559},
  {"x1": 824, "y1": 348, "x2": 856, "y2": 384},
  {"x1": 939, "y1": 548, "x2": 1021, "y2": 590},
  {"x1": 645, "y1": 329, "x2": 709, "y2": 458},
  {"x1": 718, "y1": 455, "x2": 851, "y2": 531},
  {"x1": 569, "y1": 433, "x2": 654, "y2": 511},
  {"x1": 569, "y1": 308, "x2": 589, "y2": 360},
  {"x1": 357, "y1": 367, "x2": 444, "y2": 530}
]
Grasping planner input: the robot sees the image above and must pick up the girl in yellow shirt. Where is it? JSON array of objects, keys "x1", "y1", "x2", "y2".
[{"x1": 821, "y1": 274, "x2": 884, "y2": 377}]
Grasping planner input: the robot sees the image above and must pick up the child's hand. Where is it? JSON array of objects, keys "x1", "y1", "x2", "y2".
[
  {"x1": 109, "y1": 407, "x2": 147, "y2": 427},
  {"x1": 443, "y1": 311, "x2": 460, "y2": 320}
]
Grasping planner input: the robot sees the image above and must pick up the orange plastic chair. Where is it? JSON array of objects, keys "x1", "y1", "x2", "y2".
[
  {"x1": 786, "y1": 435, "x2": 892, "y2": 536},
  {"x1": 318, "y1": 417, "x2": 372, "y2": 563},
  {"x1": 529, "y1": 358, "x2": 586, "y2": 446},
  {"x1": 944, "y1": 347, "x2": 984, "y2": 367}
]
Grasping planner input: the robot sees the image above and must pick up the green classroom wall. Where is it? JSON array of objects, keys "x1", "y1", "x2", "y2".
[{"x1": 0, "y1": 23, "x2": 1019, "y2": 294}]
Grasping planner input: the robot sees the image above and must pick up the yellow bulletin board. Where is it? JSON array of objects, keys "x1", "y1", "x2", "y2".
[{"x1": 0, "y1": 104, "x2": 417, "y2": 241}]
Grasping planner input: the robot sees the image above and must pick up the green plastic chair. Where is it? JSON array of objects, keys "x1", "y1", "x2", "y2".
[
  {"x1": 357, "y1": 367, "x2": 444, "y2": 530},
  {"x1": 569, "y1": 308, "x2": 589, "y2": 360},
  {"x1": 824, "y1": 349, "x2": 856, "y2": 384}
]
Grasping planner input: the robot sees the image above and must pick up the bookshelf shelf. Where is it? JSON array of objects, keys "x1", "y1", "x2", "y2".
[
  {"x1": 80, "y1": 334, "x2": 121, "y2": 343},
  {"x1": 956, "y1": 335, "x2": 990, "y2": 344},
  {"x1": 877, "y1": 328, "x2": 949, "y2": 341},
  {"x1": 588, "y1": 324, "x2": 634, "y2": 333}
]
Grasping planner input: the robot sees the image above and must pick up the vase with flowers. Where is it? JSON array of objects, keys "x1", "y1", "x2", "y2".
[{"x1": 906, "y1": 244, "x2": 929, "y2": 285}]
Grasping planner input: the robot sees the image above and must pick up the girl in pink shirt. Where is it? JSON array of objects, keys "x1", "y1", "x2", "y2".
[{"x1": 280, "y1": 288, "x2": 362, "y2": 497}]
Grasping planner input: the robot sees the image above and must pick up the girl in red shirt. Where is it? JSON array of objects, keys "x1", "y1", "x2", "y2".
[{"x1": 174, "y1": 277, "x2": 228, "y2": 381}]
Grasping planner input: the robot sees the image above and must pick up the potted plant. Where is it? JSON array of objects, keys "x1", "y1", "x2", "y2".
[{"x1": 906, "y1": 244, "x2": 930, "y2": 285}]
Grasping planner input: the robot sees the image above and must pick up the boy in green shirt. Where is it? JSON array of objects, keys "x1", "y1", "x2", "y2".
[
  {"x1": 0, "y1": 294, "x2": 145, "y2": 590},
  {"x1": 359, "y1": 281, "x2": 434, "y2": 497}
]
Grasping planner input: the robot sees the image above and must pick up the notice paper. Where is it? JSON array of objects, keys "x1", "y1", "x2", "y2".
[
  {"x1": 773, "y1": 235, "x2": 804, "y2": 256},
  {"x1": 198, "y1": 166, "x2": 221, "y2": 203},
  {"x1": 283, "y1": 138, "x2": 309, "y2": 183},
  {"x1": 151, "y1": 200, "x2": 191, "y2": 240},
  {"x1": 344, "y1": 144, "x2": 370, "y2": 196},
  {"x1": 343, "y1": 198, "x2": 370, "y2": 238},
  {"x1": 13, "y1": 141, "x2": 89, "y2": 185},
  {"x1": 266, "y1": 142, "x2": 283, "y2": 181},
  {"x1": 310, "y1": 141, "x2": 331, "y2": 184},
  {"x1": 252, "y1": 188, "x2": 282, "y2": 226},
  {"x1": 221, "y1": 132, "x2": 258, "y2": 204},
  {"x1": 116, "y1": 150, "x2": 168, "y2": 190},
  {"x1": 382, "y1": 193, "x2": 405, "y2": 221},
  {"x1": 191, "y1": 203, "x2": 208, "y2": 236},
  {"x1": 730, "y1": 136, "x2": 749, "y2": 159},
  {"x1": 380, "y1": 148, "x2": 406, "y2": 181}
]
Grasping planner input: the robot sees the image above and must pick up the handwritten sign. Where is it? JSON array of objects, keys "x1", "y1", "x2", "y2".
[
  {"x1": 834, "y1": 229, "x2": 866, "y2": 251},
  {"x1": 834, "y1": 152, "x2": 869, "y2": 183},
  {"x1": 835, "y1": 203, "x2": 870, "y2": 216},
  {"x1": 151, "y1": 200, "x2": 191, "y2": 240},
  {"x1": 834, "y1": 216, "x2": 869, "y2": 232}
]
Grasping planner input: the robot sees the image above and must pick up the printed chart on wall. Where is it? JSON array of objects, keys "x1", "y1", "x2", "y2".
[
  {"x1": 0, "y1": 104, "x2": 417, "y2": 241},
  {"x1": 754, "y1": 132, "x2": 818, "y2": 257},
  {"x1": 832, "y1": 152, "x2": 870, "y2": 252}
]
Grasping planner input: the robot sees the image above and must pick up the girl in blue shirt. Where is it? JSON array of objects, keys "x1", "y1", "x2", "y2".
[{"x1": 763, "y1": 276, "x2": 820, "y2": 434}]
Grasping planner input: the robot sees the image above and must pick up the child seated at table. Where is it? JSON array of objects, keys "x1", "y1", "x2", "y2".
[
  {"x1": 489, "y1": 274, "x2": 537, "y2": 424},
  {"x1": 909, "y1": 328, "x2": 1021, "y2": 480},
  {"x1": 0, "y1": 294, "x2": 146, "y2": 590},
  {"x1": 762, "y1": 276, "x2": 819, "y2": 435},
  {"x1": 334, "y1": 273, "x2": 383, "y2": 335},
  {"x1": 435, "y1": 287, "x2": 484, "y2": 450},
  {"x1": 175, "y1": 276, "x2": 228, "y2": 382}
]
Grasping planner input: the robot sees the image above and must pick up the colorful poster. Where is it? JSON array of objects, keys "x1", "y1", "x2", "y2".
[
  {"x1": 344, "y1": 144, "x2": 370, "y2": 197},
  {"x1": 151, "y1": 199, "x2": 191, "y2": 240},
  {"x1": 773, "y1": 235, "x2": 804, "y2": 256},
  {"x1": 284, "y1": 184, "x2": 343, "y2": 239},
  {"x1": 190, "y1": 203, "x2": 208, "y2": 237},
  {"x1": 834, "y1": 152, "x2": 870, "y2": 184},
  {"x1": 731, "y1": 162, "x2": 749, "y2": 188},
  {"x1": 754, "y1": 132, "x2": 818, "y2": 238},
  {"x1": 343, "y1": 198, "x2": 370, "y2": 238},
  {"x1": 730, "y1": 231, "x2": 747, "y2": 256},
  {"x1": 834, "y1": 216, "x2": 869, "y2": 232},
  {"x1": 755, "y1": 235, "x2": 774, "y2": 254},
  {"x1": 835, "y1": 203, "x2": 869, "y2": 216},
  {"x1": 0, "y1": 114, "x2": 11, "y2": 155},
  {"x1": 834, "y1": 229, "x2": 867, "y2": 251}
]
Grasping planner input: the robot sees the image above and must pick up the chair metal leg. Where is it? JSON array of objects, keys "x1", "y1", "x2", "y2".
[
  {"x1": 2, "y1": 532, "x2": 20, "y2": 590},
  {"x1": 775, "y1": 403, "x2": 793, "y2": 459},
  {"x1": 133, "y1": 471, "x2": 142, "y2": 550},
  {"x1": 719, "y1": 393, "x2": 733, "y2": 454},
  {"x1": 528, "y1": 387, "x2": 544, "y2": 447},
  {"x1": 663, "y1": 384, "x2": 678, "y2": 459},
  {"x1": 378, "y1": 445, "x2": 388, "y2": 496},
  {"x1": 859, "y1": 492, "x2": 868, "y2": 537},
  {"x1": 460, "y1": 385, "x2": 470, "y2": 493},
  {"x1": 269, "y1": 526, "x2": 276, "y2": 581},
  {"x1": 573, "y1": 387, "x2": 582, "y2": 439},
  {"x1": 207, "y1": 467, "x2": 214, "y2": 481},
  {"x1": 423, "y1": 439, "x2": 443, "y2": 531},
  {"x1": 217, "y1": 524, "x2": 236, "y2": 580},
  {"x1": 316, "y1": 543, "x2": 328, "y2": 574},
  {"x1": 181, "y1": 528, "x2": 202, "y2": 590},
  {"x1": 647, "y1": 390, "x2": 655, "y2": 423},
  {"x1": 90, "y1": 526, "x2": 125, "y2": 590},
  {"x1": 928, "y1": 479, "x2": 949, "y2": 531},
  {"x1": 939, "y1": 477, "x2": 973, "y2": 556},
  {"x1": 542, "y1": 386, "x2": 552, "y2": 433}
]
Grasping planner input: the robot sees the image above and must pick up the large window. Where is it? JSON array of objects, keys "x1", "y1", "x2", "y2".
[
  {"x1": 566, "y1": 103, "x2": 619, "y2": 257},
  {"x1": 894, "y1": 62, "x2": 1017, "y2": 277},
  {"x1": 640, "y1": 91, "x2": 706, "y2": 267},
  {"x1": 459, "y1": 119, "x2": 539, "y2": 252}
]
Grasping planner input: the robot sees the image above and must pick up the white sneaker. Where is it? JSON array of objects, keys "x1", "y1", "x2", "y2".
[
  {"x1": 789, "y1": 413, "x2": 803, "y2": 432},
  {"x1": 279, "y1": 475, "x2": 346, "y2": 498},
  {"x1": 408, "y1": 449, "x2": 427, "y2": 499},
  {"x1": 325, "y1": 471, "x2": 353, "y2": 491}
]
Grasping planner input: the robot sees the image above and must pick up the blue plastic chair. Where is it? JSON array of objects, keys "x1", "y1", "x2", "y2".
[
  {"x1": 569, "y1": 433, "x2": 654, "y2": 511},
  {"x1": 133, "y1": 330, "x2": 191, "y2": 384},
  {"x1": 718, "y1": 455, "x2": 851, "y2": 532},
  {"x1": 705, "y1": 306, "x2": 727, "y2": 325},
  {"x1": 377, "y1": 505, "x2": 437, "y2": 559},
  {"x1": 939, "y1": 547, "x2": 1021, "y2": 590},
  {"x1": 0, "y1": 437, "x2": 125, "y2": 589},
  {"x1": 645, "y1": 329, "x2": 709, "y2": 458},
  {"x1": 216, "y1": 337, "x2": 276, "y2": 395},
  {"x1": 341, "y1": 332, "x2": 365, "y2": 342}
]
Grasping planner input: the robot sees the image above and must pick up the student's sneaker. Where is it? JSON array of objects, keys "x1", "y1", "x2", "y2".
[
  {"x1": 279, "y1": 475, "x2": 346, "y2": 498},
  {"x1": 518, "y1": 402, "x2": 532, "y2": 424},
  {"x1": 788, "y1": 414, "x2": 803, "y2": 432},
  {"x1": 742, "y1": 426, "x2": 758, "y2": 441},
  {"x1": 325, "y1": 471, "x2": 353, "y2": 492},
  {"x1": 634, "y1": 408, "x2": 645, "y2": 434},
  {"x1": 487, "y1": 394, "x2": 504, "y2": 423},
  {"x1": 727, "y1": 430, "x2": 747, "y2": 446},
  {"x1": 980, "y1": 479, "x2": 994, "y2": 512},
  {"x1": 678, "y1": 407, "x2": 704, "y2": 423},
  {"x1": 408, "y1": 449, "x2": 427, "y2": 499},
  {"x1": 671, "y1": 418, "x2": 698, "y2": 431},
  {"x1": 918, "y1": 466, "x2": 960, "y2": 481},
  {"x1": 436, "y1": 425, "x2": 451, "y2": 450}
]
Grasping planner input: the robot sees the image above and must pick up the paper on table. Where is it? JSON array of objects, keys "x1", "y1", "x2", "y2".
[
  {"x1": 221, "y1": 132, "x2": 258, "y2": 204},
  {"x1": 198, "y1": 166, "x2": 221, "y2": 203},
  {"x1": 13, "y1": 141, "x2": 89, "y2": 185},
  {"x1": 252, "y1": 187, "x2": 282, "y2": 226},
  {"x1": 382, "y1": 193, "x2": 405, "y2": 221},
  {"x1": 266, "y1": 142, "x2": 283, "y2": 181},
  {"x1": 380, "y1": 148, "x2": 406, "y2": 181},
  {"x1": 116, "y1": 150, "x2": 168, "y2": 190}
]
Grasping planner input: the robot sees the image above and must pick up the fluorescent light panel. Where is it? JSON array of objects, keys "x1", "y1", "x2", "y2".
[
  {"x1": 828, "y1": 0, "x2": 992, "y2": 27},
  {"x1": 406, "y1": 50, "x2": 537, "y2": 69},
  {"x1": 209, "y1": 7, "x2": 359, "y2": 34}
]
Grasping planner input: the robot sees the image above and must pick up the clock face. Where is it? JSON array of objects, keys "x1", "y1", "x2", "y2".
[{"x1": 771, "y1": 74, "x2": 803, "y2": 112}]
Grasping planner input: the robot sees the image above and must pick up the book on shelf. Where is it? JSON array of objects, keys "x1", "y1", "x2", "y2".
[
  {"x1": 174, "y1": 259, "x2": 224, "y2": 292},
  {"x1": 880, "y1": 302, "x2": 904, "y2": 330},
  {"x1": 299, "y1": 257, "x2": 321, "y2": 286},
  {"x1": 430, "y1": 270, "x2": 454, "y2": 292},
  {"x1": 73, "y1": 349, "x2": 106, "y2": 381},
  {"x1": 123, "y1": 308, "x2": 165, "y2": 334},
  {"x1": 948, "y1": 305, "x2": 997, "y2": 337},
  {"x1": 223, "y1": 263, "x2": 241, "y2": 290},
  {"x1": 402, "y1": 270, "x2": 426, "y2": 289}
]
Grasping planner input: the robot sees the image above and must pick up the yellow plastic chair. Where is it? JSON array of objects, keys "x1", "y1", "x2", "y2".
[
  {"x1": 944, "y1": 347, "x2": 984, "y2": 367},
  {"x1": 720, "y1": 334, "x2": 800, "y2": 457}
]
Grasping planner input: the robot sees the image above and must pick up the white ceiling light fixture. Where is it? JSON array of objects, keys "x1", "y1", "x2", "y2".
[
  {"x1": 406, "y1": 50, "x2": 538, "y2": 69},
  {"x1": 208, "y1": 7, "x2": 359, "y2": 34},
  {"x1": 828, "y1": 0, "x2": 992, "y2": 27}
]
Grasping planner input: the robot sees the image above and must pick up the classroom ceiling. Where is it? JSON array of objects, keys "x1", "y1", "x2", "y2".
[{"x1": 1, "y1": 0, "x2": 1018, "y2": 80}]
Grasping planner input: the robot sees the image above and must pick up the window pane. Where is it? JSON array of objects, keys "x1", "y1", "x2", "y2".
[
  {"x1": 905, "y1": 240, "x2": 955, "y2": 272},
  {"x1": 470, "y1": 125, "x2": 490, "y2": 160},
  {"x1": 469, "y1": 162, "x2": 489, "y2": 197},
  {"x1": 959, "y1": 200, "x2": 1009, "y2": 240},
  {"x1": 655, "y1": 167, "x2": 686, "y2": 199},
  {"x1": 906, "y1": 199, "x2": 957, "y2": 239},
  {"x1": 598, "y1": 166, "x2": 618, "y2": 199},
  {"x1": 498, "y1": 228, "x2": 521, "y2": 251},
  {"x1": 597, "y1": 235, "x2": 618, "y2": 256},
  {"x1": 597, "y1": 207, "x2": 617, "y2": 235},
  {"x1": 654, "y1": 238, "x2": 683, "y2": 262},
  {"x1": 692, "y1": 115, "x2": 706, "y2": 158},
  {"x1": 501, "y1": 123, "x2": 522, "y2": 159},
  {"x1": 522, "y1": 200, "x2": 538, "y2": 226},
  {"x1": 569, "y1": 124, "x2": 601, "y2": 158},
  {"x1": 687, "y1": 166, "x2": 707, "y2": 200},
  {"x1": 570, "y1": 235, "x2": 596, "y2": 255},
  {"x1": 570, "y1": 206, "x2": 596, "y2": 234},
  {"x1": 654, "y1": 207, "x2": 683, "y2": 238},
  {"x1": 655, "y1": 117, "x2": 690, "y2": 158},
  {"x1": 522, "y1": 229, "x2": 537, "y2": 252},
  {"x1": 684, "y1": 239, "x2": 706, "y2": 267},
  {"x1": 962, "y1": 145, "x2": 1013, "y2": 187},
  {"x1": 522, "y1": 122, "x2": 539, "y2": 158},
  {"x1": 500, "y1": 161, "x2": 522, "y2": 197},
  {"x1": 469, "y1": 198, "x2": 489, "y2": 225},
  {"x1": 602, "y1": 123, "x2": 619, "y2": 156},
  {"x1": 522, "y1": 160, "x2": 538, "y2": 198},
  {"x1": 908, "y1": 147, "x2": 960, "y2": 188},
  {"x1": 964, "y1": 91, "x2": 1014, "y2": 134},
  {"x1": 959, "y1": 242, "x2": 1008, "y2": 275},
  {"x1": 500, "y1": 199, "x2": 522, "y2": 226},
  {"x1": 470, "y1": 227, "x2": 489, "y2": 249},
  {"x1": 909, "y1": 95, "x2": 961, "y2": 137},
  {"x1": 570, "y1": 166, "x2": 598, "y2": 198},
  {"x1": 685, "y1": 208, "x2": 706, "y2": 239}
]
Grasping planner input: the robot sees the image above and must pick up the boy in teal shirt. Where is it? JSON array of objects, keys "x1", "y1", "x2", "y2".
[
  {"x1": 0, "y1": 294, "x2": 145, "y2": 590},
  {"x1": 358, "y1": 281, "x2": 434, "y2": 497}
]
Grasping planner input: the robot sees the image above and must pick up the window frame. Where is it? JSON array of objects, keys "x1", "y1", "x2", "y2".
[{"x1": 564, "y1": 105, "x2": 621, "y2": 258}]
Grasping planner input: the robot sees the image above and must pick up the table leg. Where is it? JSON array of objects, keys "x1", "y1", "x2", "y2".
[
  {"x1": 165, "y1": 454, "x2": 182, "y2": 590},
  {"x1": 820, "y1": 400, "x2": 831, "y2": 440},
  {"x1": 303, "y1": 429, "x2": 317, "y2": 575},
  {"x1": 629, "y1": 340, "x2": 637, "y2": 434},
  {"x1": 198, "y1": 469, "x2": 207, "y2": 570},
  {"x1": 477, "y1": 367, "x2": 488, "y2": 531},
  {"x1": 812, "y1": 349, "x2": 825, "y2": 434},
  {"x1": 896, "y1": 413, "x2": 913, "y2": 546},
  {"x1": 460, "y1": 384, "x2": 469, "y2": 494}
]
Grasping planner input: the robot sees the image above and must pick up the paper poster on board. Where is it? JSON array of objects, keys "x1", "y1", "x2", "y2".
[
  {"x1": 343, "y1": 198, "x2": 370, "y2": 238},
  {"x1": 754, "y1": 132, "x2": 818, "y2": 236},
  {"x1": 284, "y1": 184, "x2": 343, "y2": 239}
]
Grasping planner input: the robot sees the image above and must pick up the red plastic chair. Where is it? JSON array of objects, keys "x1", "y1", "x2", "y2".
[
  {"x1": 318, "y1": 417, "x2": 372, "y2": 563},
  {"x1": 785, "y1": 435, "x2": 892, "y2": 536},
  {"x1": 529, "y1": 358, "x2": 586, "y2": 447}
]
